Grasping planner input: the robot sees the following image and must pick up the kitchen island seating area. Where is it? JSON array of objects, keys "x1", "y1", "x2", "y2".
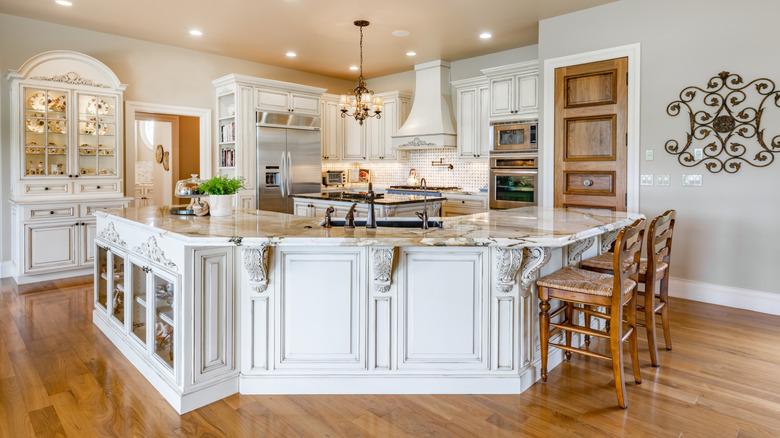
[{"x1": 537, "y1": 210, "x2": 678, "y2": 408}]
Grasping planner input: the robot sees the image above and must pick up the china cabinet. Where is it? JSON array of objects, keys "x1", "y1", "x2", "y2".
[
  {"x1": 452, "y1": 77, "x2": 492, "y2": 158},
  {"x1": 481, "y1": 60, "x2": 539, "y2": 122},
  {"x1": 213, "y1": 74, "x2": 327, "y2": 209},
  {"x1": 7, "y1": 51, "x2": 130, "y2": 284}
]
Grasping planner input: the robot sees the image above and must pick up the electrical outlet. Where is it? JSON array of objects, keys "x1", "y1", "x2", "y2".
[
  {"x1": 656, "y1": 174, "x2": 671, "y2": 186},
  {"x1": 640, "y1": 174, "x2": 654, "y2": 186},
  {"x1": 682, "y1": 174, "x2": 703, "y2": 186},
  {"x1": 694, "y1": 148, "x2": 703, "y2": 160},
  {"x1": 645, "y1": 149, "x2": 654, "y2": 161}
]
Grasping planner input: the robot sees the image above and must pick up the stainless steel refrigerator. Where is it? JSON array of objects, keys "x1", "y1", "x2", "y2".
[{"x1": 256, "y1": 111, "x2": 321, "y2": 214}]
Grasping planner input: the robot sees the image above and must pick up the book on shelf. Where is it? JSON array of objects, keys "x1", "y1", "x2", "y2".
[
  {"x1": 219, "y1": 120, "x2": 236, "y2": 143},
  {"x1": 220, "y1": 146, "x2": 235, "y2": 168}
]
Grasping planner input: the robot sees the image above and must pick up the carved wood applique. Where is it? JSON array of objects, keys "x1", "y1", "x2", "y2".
[
  {"x1": 566, "y1": 237, "x2": 595, "y2": 266},
  {"x1": 496, "y1": 248, "x2": 523, "y2": 293},
  {"x1": 495, "y1": 246, "x2": 552, "y2": 297},
  {"x1": 242, "y1": 245, "x2": 271, "y2": 293},
  {"x1": 133, "y1": 236, "x2": 177, "y2": 271},
  {"x1": 31, "y1": 71, "x2": 111, "y2": 88},
  {"x1": 97, "y1": 222, "x2": 126, "y2": 247},
  {"x1": 518, "y1": 247, "x2": 551, "y2": 296},
  {"x1": 371, "y1": 247, "x2": 395, "y2": 293}
]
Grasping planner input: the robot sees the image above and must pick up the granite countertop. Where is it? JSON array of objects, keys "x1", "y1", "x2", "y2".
[
  {"x1": 98, "y1": 206, "x2": 642, "y2": 248},
  {"x1": 292, "y1": 192, "x2": 446, "y2": 205}
]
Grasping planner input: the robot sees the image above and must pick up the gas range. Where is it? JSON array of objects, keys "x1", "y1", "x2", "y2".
[{"x1": 388, "y1": 185, "x2": 462, "y2": 191}]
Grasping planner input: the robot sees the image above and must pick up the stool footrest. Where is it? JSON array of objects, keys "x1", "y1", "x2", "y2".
[
  {"x1": 578, "y1": 306, "x2": 611, "y2": 320},
  {"x1": 550, "y1": 321, "x2": 609, "y2": 339},
  {"x1": 548, "y1": 342, "x2": 611, "y2": 361}
]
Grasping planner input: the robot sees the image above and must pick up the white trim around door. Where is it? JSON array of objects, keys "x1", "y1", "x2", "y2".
[
  {"x1": 124, "y1": 101, "x2": 213, "y2": 197},
  {"x1": 541, "y1": 43, "x2": 641, "y2": 212}
]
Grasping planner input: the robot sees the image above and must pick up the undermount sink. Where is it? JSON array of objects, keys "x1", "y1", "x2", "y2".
[{"x1": 322, "y1": 219, "x2": 444, "y2": 229}]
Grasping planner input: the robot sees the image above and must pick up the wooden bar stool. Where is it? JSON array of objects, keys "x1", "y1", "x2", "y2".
[
  {"x1": 580, "y1": 210, "x2": 676, "y2": 367},
  {"x1": 536, "y1": 218, "x2": 645, "y2": 409}
]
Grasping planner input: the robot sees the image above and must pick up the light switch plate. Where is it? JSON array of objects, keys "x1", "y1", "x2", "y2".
[
  {"x1": 645, "y1": 149, "x2": 654, "y2": 161},
  {"x1": 693, "y1": 148, "x2": 704, "y2": 160},
  {"x1": 682, "y1": 174, "x2": 703, "y2": 186},
  {"x1": 640, "y1": 174, "x2": 654, "y2": 186},
  {"x1": 656, "y1": 174, "x2": 671, "y2": 186}
]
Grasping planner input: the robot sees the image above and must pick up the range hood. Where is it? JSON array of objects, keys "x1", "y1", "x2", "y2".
[{"x1": 392, "y1": 60, "x2": 457, "y2": 150}]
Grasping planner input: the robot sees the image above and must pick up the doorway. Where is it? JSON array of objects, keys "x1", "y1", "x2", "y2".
[{"x1": 124, "y1": 102, "x2": 212, "y2": 208}]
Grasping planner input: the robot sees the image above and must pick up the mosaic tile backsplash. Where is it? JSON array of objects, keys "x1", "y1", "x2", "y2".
[{"x1": 322, "y1": 149, "x2": 489, "y2": 192}]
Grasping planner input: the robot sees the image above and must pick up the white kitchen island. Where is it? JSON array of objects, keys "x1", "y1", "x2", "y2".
[{"x1": 93, "y1": 206, "x2": 640, "y2": 413}]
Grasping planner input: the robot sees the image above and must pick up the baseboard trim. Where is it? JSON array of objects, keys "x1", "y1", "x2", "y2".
[
  {"x1": 0, "y1": 260, "x2": 13, "y2": 279},
  {"x1": 670, "y1": 277, "x2": 780, "y2": 316}
]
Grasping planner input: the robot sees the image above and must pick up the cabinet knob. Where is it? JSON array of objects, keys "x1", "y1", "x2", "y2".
[
  {"x1": 50, "y1": 210, "x2": 55, "y2": 214},
  {"x1": 96, "y1": 185, "x2": 101, "y2": 189},
  {"x1": 44, "y1": 187, "x2": 49, "y2": 191},
  {"x1": 583, "y1": 179, "x2": 594, "y2": 187},
  {"x1": 75, "y1": 174, "x2": 79, "y2": 178}
]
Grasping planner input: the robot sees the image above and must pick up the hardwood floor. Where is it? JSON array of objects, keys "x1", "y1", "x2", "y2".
[{"x1": 1, "y1": 277, "x2": 779, "y2": 437}]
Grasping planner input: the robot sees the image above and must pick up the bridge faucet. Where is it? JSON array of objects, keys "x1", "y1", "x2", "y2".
[
  {"x1": 415, "y1": 178, "x2": 429, "y2": 230},
  {"x1": 345, "y1": 203, "x2": 357, "y2": 228},
  {"x1": 366, "y1": 183, "x2": 377, "y2": 229}
]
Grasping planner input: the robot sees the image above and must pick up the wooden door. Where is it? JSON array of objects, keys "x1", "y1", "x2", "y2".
[{"x1": 554, "y1": 57, "x2": 628, "y2": 210}]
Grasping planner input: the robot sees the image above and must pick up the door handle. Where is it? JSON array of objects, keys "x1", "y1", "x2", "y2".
[
  {"x1": 286, "y1": 152, "x2": 293, "y2": 196},
  {"x1": 280, "y1": 151, "x2": 286, "y2": 198}
]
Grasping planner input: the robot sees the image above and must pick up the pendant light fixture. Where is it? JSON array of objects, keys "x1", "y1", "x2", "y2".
[{"x1": 340, "y1": 20, "x2": 383, "y2": 125}]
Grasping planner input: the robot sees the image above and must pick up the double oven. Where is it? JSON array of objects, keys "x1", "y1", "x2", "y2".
[{"x1": 489, "y1": 121, "x2": 538, "y2": 209}]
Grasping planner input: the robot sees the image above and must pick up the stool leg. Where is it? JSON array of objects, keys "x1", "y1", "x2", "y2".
[
  {"x1": 660, "y1": 275, "x2": 672, "y2": 351},
  {"x1": 564, "y1": 303, "x2": 573, "y2": 361},
  {"x1": 644, "y1": 279, "x2": 660, "y2": 367},
  {"x1": 609, "y1": 304, "x2": 628, "y2": 409},
  {"x1": 583, "y1": 305, "x2": 591, "y2": 347},
  {"x1": 626, "y1": 291, "x2": 642, "y2": 384},
  {"x1": 539, "y1": 294, "x2": 551, "y2": 382}
]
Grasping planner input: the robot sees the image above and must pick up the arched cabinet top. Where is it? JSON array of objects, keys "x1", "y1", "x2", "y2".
[{"x1": 7, "y1": 50, "x2": 127, "y2": 92}]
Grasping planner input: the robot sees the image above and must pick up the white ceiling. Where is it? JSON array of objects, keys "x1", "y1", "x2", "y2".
[{"x1": 0, "y1": 0, "x2": 614, "y2": 79}]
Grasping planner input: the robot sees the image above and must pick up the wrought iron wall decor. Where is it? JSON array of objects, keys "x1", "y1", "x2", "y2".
[{"x1": 665, "y1": 71, "x2": 780, "y2": 173}]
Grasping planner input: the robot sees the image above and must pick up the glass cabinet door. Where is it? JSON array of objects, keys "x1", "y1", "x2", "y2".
[
  {"x1": 109, "y1": 252, "x2": 126, "y2": 324},
  {"x1": 152, "y1": 273, "x2": 175, "y2": 370},
  {"x1": 23, "y1": 87, "x2": 69, "y2": 177},
  {"x1": 129, "y1": 262, "x2": 148, "y2": 345},
  {"x1": 96, "y1": 245, "x2": 109, "y2": 309},
  {"x1": 77, "y1": 93, "x2": 118, "y2": 177}
]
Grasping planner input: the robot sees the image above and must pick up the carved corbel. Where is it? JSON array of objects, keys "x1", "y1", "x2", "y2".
[
  {"x1": 566, "y1": 237, "x2": 595, "y2": 266},
  {"x1": 518, "y1": 247, "x2": 551, "y2": 297},
  {"x1": 600, "y1": 229, "x2": 620, "y2": 253},
  {"x1": 496, "y1": 247, "x2": 524, "y2": 293},
  {"x1": 371, "y1": 247, "x2": 395, "y2": 293},
  {"x1": 243, "y1": 244, "x2": 271, "y2": 293}
]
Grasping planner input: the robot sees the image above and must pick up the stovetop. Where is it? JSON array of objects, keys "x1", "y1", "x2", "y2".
[
  {"x1": 325, "y1": 191, "x2": 384, "y2": 200},
  {"x1": 388, "y1": 185, "x2": 462, "y2": 191}
]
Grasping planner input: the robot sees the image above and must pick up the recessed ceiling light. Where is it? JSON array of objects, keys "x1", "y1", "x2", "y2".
[
  {"x1": 285, "y1": 51, "x2": 297, "y2": 58},
  {"x1": 189, "y1": 29, "x2": 203, "y2": 37},
  {"x1": 392, "y1": 30, "x2": 410, "y2": 37},
  {"x1": 349, "y1": 65, "x2": 359, "y2": 71},
  {"x1": 55, "y1": 0, "x2": 73, "y2": 6},
  {"x1": 479, "y1": 32, "x2": 492, "y2": 40},
  {"x1": 406, "y1": 51, "x2": 417, "y2": 57}
]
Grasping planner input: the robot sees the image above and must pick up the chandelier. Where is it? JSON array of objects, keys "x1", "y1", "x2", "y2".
[{"x1": 340, "y1": 20, "x2": 383, "y2": 125}]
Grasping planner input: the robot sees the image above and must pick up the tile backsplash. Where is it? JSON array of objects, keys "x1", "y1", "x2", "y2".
[{"x1": 322, "y1": 149, "x2": 489, "y2": 192}]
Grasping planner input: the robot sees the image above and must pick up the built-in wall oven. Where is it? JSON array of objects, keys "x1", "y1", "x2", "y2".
[{"x1": 489, "y1": 153, "x2": 538, "y2": 209}]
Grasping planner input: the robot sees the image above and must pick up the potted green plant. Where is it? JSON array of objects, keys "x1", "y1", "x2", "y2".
[{"x1": 198, "y1": 175, "x2": 244, "y2": 217}]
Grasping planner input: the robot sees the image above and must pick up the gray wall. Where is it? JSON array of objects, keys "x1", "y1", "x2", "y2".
[
  {"x1": 539, "y1": 0, "x2": 780, "y2": 293},
  {"x1": 0, "y1": 13, "x2": 354, "y2": 264}
]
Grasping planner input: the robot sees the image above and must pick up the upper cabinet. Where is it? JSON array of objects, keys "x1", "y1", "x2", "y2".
[
  {"x1": 321, "y1": 91, "x2": 411, "y2": 162},
  {"x1": 8, "y1": 50, "x2": 127, "y2": 201},
  {"x1": 481, "y1": 60, "x2": 539, "y2": 122},
  {"x1": 256, "y1": 88, "x2": 321, "y2": 116},
  {"x1": 452, "y1": 77, "x2": 491, "y2": 158}
]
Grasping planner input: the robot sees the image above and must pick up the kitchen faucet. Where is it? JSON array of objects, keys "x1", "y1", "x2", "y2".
[
  {"x1": 366, "y1": 183, "x2": 377, "y2": 229},
  {"x1": 345, "y1": 203, "x2": 357, "y2": 228},
  {"x1": 323, "y1": 206, "x2": 335, "y2": 228},
  {"x1": 415, "y1": 178, "x2": 429, "y2": 230}
]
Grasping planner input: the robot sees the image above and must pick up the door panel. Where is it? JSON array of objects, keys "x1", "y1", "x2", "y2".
[
  {"x1": 555, "y1": 58, "x2": 628, "y2": 210},
  {"x1": 25, "y1": 223, "x2": 78, "y2": 273},
  {"x1": 257, "y1": 127, "x2": 287, "y2": 213},
  {"x1": 286, "y1": 129, "x2": 322, "y2": 213}
]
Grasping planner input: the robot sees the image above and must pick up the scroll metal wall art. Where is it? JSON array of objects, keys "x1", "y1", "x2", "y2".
[{"x1": 665, "y1": 71, "x2": 780, "y2": 173}]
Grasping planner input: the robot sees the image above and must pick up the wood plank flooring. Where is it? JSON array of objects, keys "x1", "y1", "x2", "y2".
[{"x1": 1, "y1": 277, "x2": 779, "y2": 437}]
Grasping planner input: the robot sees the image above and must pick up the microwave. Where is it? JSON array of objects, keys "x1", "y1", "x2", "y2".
[
  {"x1": 493, "y1": 122, "x2": 537, "y2": 152},
  {"x1": 324, "y1": 170, "x2": 346, "y2": 186}
]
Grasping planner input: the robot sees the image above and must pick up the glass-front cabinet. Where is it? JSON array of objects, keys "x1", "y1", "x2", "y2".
[
  {"x1": 129, "y1": 261, "x2": 148, "y2": 345},
  {"x1": 23, "y1": 87, "x2": 70, "y2": 177},
  {"x1": 152, "y1": 273, "x2": 175, "y2": 370},
  {"x1": 77, "y1": 93, "x2": 118, "y2": 177}
]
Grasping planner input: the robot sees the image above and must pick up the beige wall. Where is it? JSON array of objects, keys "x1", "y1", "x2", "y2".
[
  {"x1": 538, "y1": 0, "x2": 780, "y2": 293},
  {"x1": 0, "y1": 13, "x2": 354, "y2": 263}
]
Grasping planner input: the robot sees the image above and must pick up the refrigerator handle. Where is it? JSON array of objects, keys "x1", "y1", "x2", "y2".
[
  {"x1": 280, "y1": 151, "x2": 287, "y2": 198},
  {"x1": 286, "y1": 151, "x2": 293, "y2": 196}
]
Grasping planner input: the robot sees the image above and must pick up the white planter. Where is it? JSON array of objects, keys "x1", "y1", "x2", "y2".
[{"x1": 209, "y1": 194, "x2": 235, "y2": 217}]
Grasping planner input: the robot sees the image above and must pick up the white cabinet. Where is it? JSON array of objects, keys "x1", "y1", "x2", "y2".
[
  {"x1": 256, "y1": 88, "x2": 321, "y2": 115},
  {"x1": 321, "y1": 97, "x2": 343, "y2": 160},
  {"x1": 453, "y1": 78, "x2": 491, "y2": 158},
  {"x1": 343, "y1": 117, "x2": 367, "y2": 160},
  {"x1": 80, "y1": 222, "x2": 97, "y2": 265},
  {"x1": 367, "y1": 93, "x2": 411, "y2": 160},
  {"x1": 481, "y1": 60, "x2": 539, "y2": 122},
  {"x1": 24, "y1": 222, "x2": 79, "y2": 273},
  {"x1": 442, "y1": 194, "x2": 488, "y2": 217}
]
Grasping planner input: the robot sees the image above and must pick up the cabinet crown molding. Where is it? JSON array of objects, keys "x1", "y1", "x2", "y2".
[
  {"x1": 7, "y1": 50, "x2": 127, "y2": 91},
  {"x1": 212, "y1": 73, "x2": 327, "y2": 95},
  {"x1": 451, "y1": 76, "x2": 489, "y2": 89},
  {"x1": 481, "y1": 60, "x2": 539, "y2": 78}
]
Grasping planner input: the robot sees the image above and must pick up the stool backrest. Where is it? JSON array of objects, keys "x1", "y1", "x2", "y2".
[
  {"x1": 612, "y1": 218, "x2": 646, "y2": 305},
  {"x1": 646, "y1": 210, "x2": 676, "y2": 276}
]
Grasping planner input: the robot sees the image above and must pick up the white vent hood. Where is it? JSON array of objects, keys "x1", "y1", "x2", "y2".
[{"x1": 392, "y1": 60, "x2": 457, "y2": 149}]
